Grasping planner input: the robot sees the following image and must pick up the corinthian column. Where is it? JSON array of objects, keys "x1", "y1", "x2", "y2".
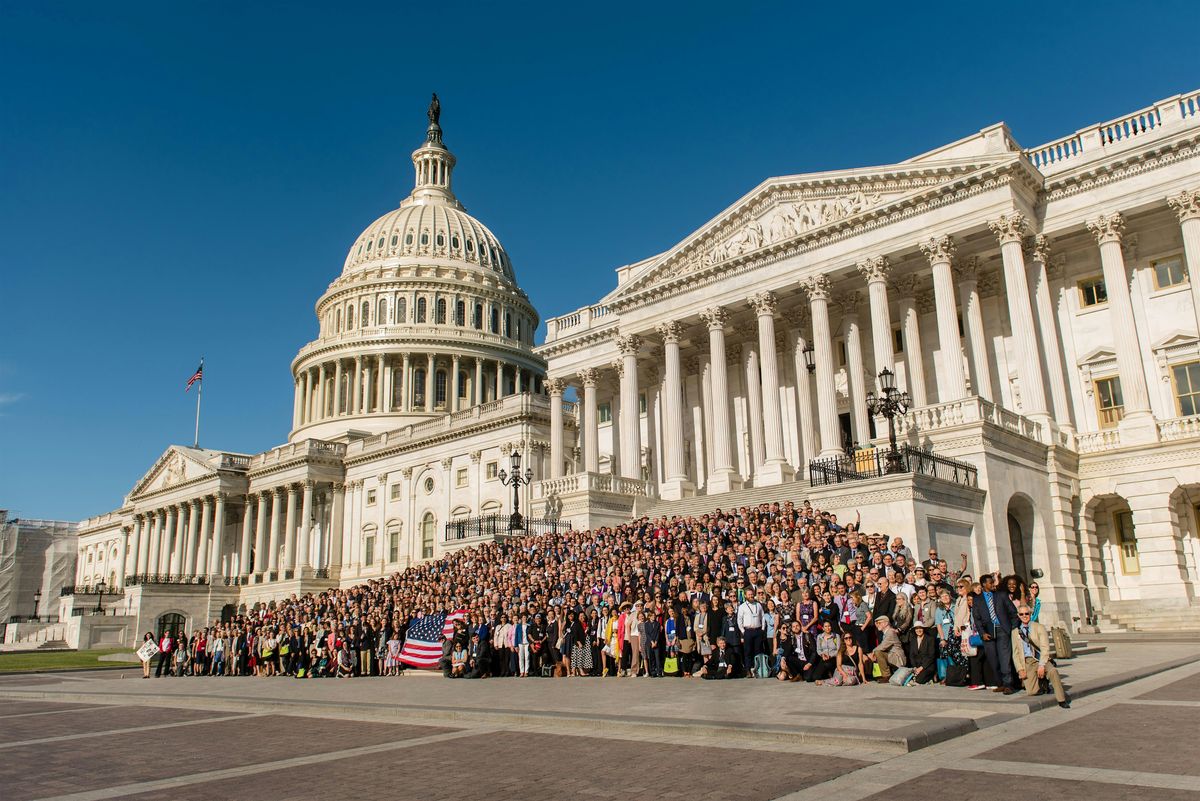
[
  {"x1": 954, "y1": 257, "x2": 994, "y2": 402},
  {"x1": 547, "y1": 378, "x2": 566, "y2": 479},
  {"x1": 581, "y1": 369, "x2": 600, "y2": 472},
  {"x1": 127, "y1": 516, "x2": 143, "y2": 578},
  {"x1": 253, "y1": 492, "x2": 269, "y2": 577},
  {"x1": 333, "y1": 359, "x2": 343, "y2": 417},
  {"x1": 1087, "y1": 212, "x2": 1157, "y2": 441},
  {"x1": 615, "y1": 333, "x2": 643, "y2": 480},
  {"x1": 317, "y1": 363, "x2": 328, "y2": 419},
  {"x1": 656, "y1": 321, "x2": 693, "y2": 496},
  {"x1": 750, "y1": 293, "x2": 788, "y2": 483},
  {"x1": 742, "y1": 338, "x2": 765, "y2": 475},
  {"x1": 892, "y1": 275, "x2": 927, "y2": 407},
  {"x1": 210, "y1": 492, "x2": 226, "y2": 578},
  {"x1": 700, "y1": 307, "x2": 742, "y2": 492},
  {"x1": 267, "y1": 487, "x2": 284, "y2": 577},
  {"x1": 857, "y1": 256, "x2": 895, "y2": 390},
  {"x1": 195, "y1": 496, "x2": 212, "y2": 576},
  {"x1": 920, "y1": 235, "x2": 968, "y2": 401},
  {"x1": 784, "y1": 308, "x2": 818, "y2": 466},
  {"x1": 1025, "y1": 235, "x2": 1072, "y2": 428},
  {"x1": 183, "y1": 500, "x2": 200, "y2": 576},
  {"x1": 1168, "y1": 189, "x2": 1200, "y2": 335},
  {"x1": 240, "y1": 495, "x2": 254, "y2": 577},
  {"x1": 165, "y1": 505, "x2": 181, "y2": 575},
  {"x1": 298, "y1": 481, "x2": 314, "y2": 572},
  {"x1": 292, "y1": 378, "x2": 302, "y2": 429},
  {"x1": 839, "y1": 291, "x2": 870, "y2": 446},
  {"x1": 803, "y1": 276, "x2": 842, "y2": 457},
  {"x1": 989, "y1": 213, "x2": 1049, "y2": 421},
  {"x1": 284, "y1": 483, "x2": 298, "y2": 573},
  {"x1": 352, "y1": 356, "x2": 363, "y2": 414}
]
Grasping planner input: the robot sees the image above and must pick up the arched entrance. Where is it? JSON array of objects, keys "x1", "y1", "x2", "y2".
[
  {"x1": 1006, "y1": 495, "x2": 1036, "y2": 580},
  {"x1": 157, "y1": 612, "x2": 186, "y2": 639},
  {"x1": 220, "y1": 604, "x2": 236, "y2": 623}
]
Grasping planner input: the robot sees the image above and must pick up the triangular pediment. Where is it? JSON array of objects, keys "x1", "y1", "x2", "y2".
[
  {"x1": 1152, "y1": 331, "x2": 1199, "y2": 352},
  {"x1": 1078, "y1": 346, "x2": 1118, "y2": 366},
  {"x1": 613, "y1": 155, "x2": 1021, "y2": 301},
  {"x1": 130, "y1": 446, "x2": 221, "y2": 498}
]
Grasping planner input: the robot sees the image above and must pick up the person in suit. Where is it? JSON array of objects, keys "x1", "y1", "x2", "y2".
[
  {"x1": 874, "y1": 579, "x2": 897, "y2": 629},
  {"x1": 778, "y1": 620, "x2": 814, "y2": 682},
  {"x1": 865, "y1": 616, "x2": 906, "y2": 682},
  {"x1": 642, "y1": 613, "x2": 663, "y2": 677},
  {"x1": 699, "y1": 635, "x2": 738, "y2": 679},
  {"x1": 907, "y1": 621, "x2": 939, "y2": 684},
  {"x1": 464, "y1": 632, "x2": 490, "y2": 678},
  {"x1": 971, "y1": 573, "x2": 1017, "y2": 693},
  {"x1": 1011, "y1": 604, "x2": 1070, "y2": 707}
]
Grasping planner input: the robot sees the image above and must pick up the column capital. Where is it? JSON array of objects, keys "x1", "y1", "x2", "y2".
[
  {"x1": 440, "y1": 457, "x2": 454, "y2": 469},
  {"x1": 978, "y1": 270, "x2": 1003, "y2": 298},
  {"x1": 953, "y1": 255, "x2": 982, "y2": 282},
  {"x1": 835, "y1": 291, "x2": 861, "y2": 316},
  {"x1": 611, "y1": 360, "x2": 625, "y2": 379},
  {"x1": 286, "y1": 483, "x2": 298, "y2": 496},
  {"x1": 1168, "y1": 188, "x2": 1200, "y2": 222},
  {"x1": 700, "y1": 306, "x2": 730, "y2": 330},
  {"x1": 684, "y1": 354, "x2": 701, "y2": 374},
  {"x1": 332, "y1": 482, "x2": 346, "y2": 492},
  {"x1": 546, "y1": 377, "x2": 567, "y2": 396},
  {"x1": 988, "y1": 212, "x2": 1028, "y2": 245},
  {"x1": 916, "y1": 290, "x2": 936, "y2": 315},
  {"x1": 889, "y1": 274, "x2": 921, "y2": 300},
  {"x1": 580, "y1": 367, "x2": 600, "y2": 387},
  {"x1": 614, "y1": 332, "x2": 642, "y2": 357},
  {"x1": 1023, "y1": 233, "x2": 1051, "y2": 265},
  {"x1": 856, "y1": 255, "x2": 891, "y2": 284},
  {"x1": 655, "y1": 320, "x2": 684, "y2": 343},
  {"x1": 274, "y1": 486, "x2": 287, "y2": 499},
  {"x1": 749, "y1": 291, "x2": 778, "y2": 317},
  {"x1": 782, "y1": 305, "x2": 810, "y2": 329},
  {"x1": 1086, "y1": 212, "x2": 1125, "y2": 245},
  {"x1": 920, "y1": 234, "x2": 958, "y2": 264},
  {"x1": 215, "y1": 491, "x2": 227, "y2": 502},
  {"x1": 801, "y1": 274, "x2": 832, "y2": 301}
]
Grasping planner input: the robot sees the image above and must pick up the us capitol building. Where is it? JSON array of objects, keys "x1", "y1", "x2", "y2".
[{"x1": 57, "y1": 88, "x2": 1200, "y2": 647}]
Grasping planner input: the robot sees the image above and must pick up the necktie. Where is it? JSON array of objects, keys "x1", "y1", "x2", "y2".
[{"x1": 985, "y1": 592, "x2": 998, "y2": 626}]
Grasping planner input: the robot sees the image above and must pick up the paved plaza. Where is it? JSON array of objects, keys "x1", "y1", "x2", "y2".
[{"x1": 0, "y1": 637, "x2": 1197, "y2": 801}]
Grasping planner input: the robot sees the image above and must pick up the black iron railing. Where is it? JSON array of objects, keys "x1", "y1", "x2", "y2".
[
  {"x1": 123, "y1": 574, "x2": 211, "y2": 587},
  {"x1": 443, "y1": 514, "x2": 571, "y2": 543},
  {"x1": 60, "y1": 585, "x2": 122, "y2": 597},
  {"x1": 808, "y1": 445, "x2": 978, "y2": 488}
]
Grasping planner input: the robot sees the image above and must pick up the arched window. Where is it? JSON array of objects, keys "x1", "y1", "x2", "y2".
[
  {"x1": 435, "y1": 298, "x2": 447, "y2": 324},
  {"x1": 396, "y1": 297, "x2": 407, "y2": 324},
  {"x1": 157, "y1": 612, "x2": 186, "y2": 639},
  {"x1": 335, "y1": 308, "x2": 342, "y2": 332},
  {"x1": 490, "y1": 307, "x2": 500, "y2": 334},
  {"x1": 458, "y1": 371, "x2": 469, "y2": 399},
  {"x1": 361, "y1": 301, "x2": 370, "y2": 327},
  {"x1": 473, "y1": 303, "x2": 483, "y2": 330},
  {"x1": 435, "y1": 370, "x2": 447, "y2": 406},
  {"x1": 504, "y1": 312, "x2": 512, "y2": 338},
  {"x1": 414, "y1": 368, "x2": 426, "y2": 407},
  {"x1": 378, "y1": 298, "x2": 388, "y2": 325},
  {"x1": 347, "y1": 305, "x2": 355, "y2": 330},
  {"x1": 416, "y1": 297, "x2": 427, "y2": 323},
  {"x1": 455, "y1": 300, "x2": 465, "y2": 326},
  {"x1": 421, "y1": 513, "x2": 435, "y2": 559}
]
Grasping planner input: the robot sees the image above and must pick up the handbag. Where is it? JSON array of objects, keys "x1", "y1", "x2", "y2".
[
  {"x1": 960, "y1": 630, "x2": 978, "y2": 657},
  {"x1": 663, "y1": 656, "x2": 679, "y2": 674},
  {"x1": 889, "y1": 666, "x2": 913, "y2": 686}
]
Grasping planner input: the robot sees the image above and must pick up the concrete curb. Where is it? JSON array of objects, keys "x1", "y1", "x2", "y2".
[{"x1": 1014, "y1": 652, "x2": 1200, "y2": 713}]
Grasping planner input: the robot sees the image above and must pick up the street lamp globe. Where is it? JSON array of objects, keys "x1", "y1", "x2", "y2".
[{"x1": 879, "y1": 366, "x2": 896, "y2": 392}]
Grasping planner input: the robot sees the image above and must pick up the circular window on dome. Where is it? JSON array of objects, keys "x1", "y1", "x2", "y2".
[
  {"x1": 424, "y1": 477, "x2": 434, "y2": 494},
  {"x1": 452, "y1": 236, "x2": 460, "y2": 249},
  {"x1": 405, "y1": 232, "x2": 413, "y2": 245}
]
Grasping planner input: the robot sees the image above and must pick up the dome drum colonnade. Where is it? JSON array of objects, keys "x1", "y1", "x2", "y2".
[
  {"x1": 290, "y1": 97, "x2": 545, "y2": 440},
  {"x1": 542, "y1": 199, "x2": 1200, "y2": 499}
]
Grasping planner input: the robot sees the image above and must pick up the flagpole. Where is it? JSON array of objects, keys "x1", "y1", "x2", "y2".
[{"x1": 193, "y1": 358, "x2": 203, "y2": 448}]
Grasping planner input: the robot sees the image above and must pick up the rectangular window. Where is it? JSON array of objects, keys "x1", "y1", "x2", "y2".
[
  {"x1": 486, "y1": 461, "x2": 498, "y2": 480},
  {"x1": 893, "y1": 326, "x2": 904, "y2": 354},
  {"x1": 388, "y1": 530, "x2": 399, "y2": 563},
  {"x1": 1152, "y1": 255, "x2": 1187, "y2": 290},
  {"x1": 598, "y1": 403, "x2": 612, "y2": 424},
  {"x1": 364, "y1": 535, "x2": 375, "y2": 566},
  {"x1": 639, "y1": 392, "x2": 647, "y2": 415},
  {"x1": 390, "y1": 484, "x2": 400, "y2": 501},
  {"x1": 1079, "y1": 277, "x2": 1108, "y2": 307},
  {"x1": 366, "y1": 489, "x2": 377, "y2": 506},
  {"x1": 836, "y1": 339, "x2": 847, "y2": 367},
  {"x1": 1094, "y1": 376, "x2": 1124, "y2": 429},
  {"x1": 1172, "y1": 361, "x2": 1200, "y2": 416},
  {"x1": 456, "y1": 467, "x2": 468, "y2": 487},
  {"x1": 1115, "y1": 511, "x2": 1140, "y2": 575}
]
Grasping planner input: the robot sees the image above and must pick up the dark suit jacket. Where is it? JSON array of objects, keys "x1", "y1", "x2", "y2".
[
  {"x1": 705, "y1": 647, "x2": 738, "y2": 676},
  {"x1": 971, "y1": 589, "x2": 1018, "y2": 635},
  {"x1": 907, "y1": 632, "x2": 938, "y2": 673},
  {"x1": 874, "y1": 590, "x2": 897, "y2": 623},
  {"x1": 780, "y1": 633, "x2": 815, "y2": 664}
]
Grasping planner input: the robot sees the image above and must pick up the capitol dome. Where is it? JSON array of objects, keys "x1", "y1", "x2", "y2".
[{"x1": 289, "y1": 95, "x2": 545, "y2": 442}]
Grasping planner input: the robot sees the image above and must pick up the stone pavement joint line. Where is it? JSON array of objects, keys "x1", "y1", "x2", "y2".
[
  {"x1": 28, "y1": 727, "x2": 487, "y2": 801},
  {"x1": 0, "y1": 713, "x2": 264, "y2": 750},
  {"x1": 955, "y1": 757, "x2": 1200, "y2": 792},
  {"x1": 0, "y1": 707, "x2": 105, "y2": 721}
]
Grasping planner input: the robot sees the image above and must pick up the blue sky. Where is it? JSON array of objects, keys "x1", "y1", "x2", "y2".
[{"x1": 2, "y1": 1, "x2": 1196, "y2": 521}]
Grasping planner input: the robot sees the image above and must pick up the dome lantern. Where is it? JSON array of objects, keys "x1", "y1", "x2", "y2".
[{"x1": 408, "y1": 92, "x2": 459, "y2": 208}]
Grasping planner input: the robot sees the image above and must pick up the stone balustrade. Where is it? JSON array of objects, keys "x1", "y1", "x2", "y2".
[
  {"x1": 533, "y1": 471, "x2": 654, "y2": 499},
  {"x1": 894, "y1": 396, "x2": 1044, "y2": 442},
  {"x1": 544, "y1": 303, "x2": 614, "y2": 342}
]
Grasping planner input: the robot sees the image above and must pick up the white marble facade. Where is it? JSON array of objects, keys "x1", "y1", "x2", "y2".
[{"x1": 76, "y1": 89, "x2": 1200, "y2": 637}]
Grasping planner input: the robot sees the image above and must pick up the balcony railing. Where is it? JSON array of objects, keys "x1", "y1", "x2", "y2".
[
  {"x1": 808, "y1": 445, "x2": 978, "y2": 489},
  {"x1": 534, "y1": 471, "x2": 654, "y2": 499},
  {"x1": 60, "y1": 585, "x2": 124, "y2": 597},
  {"x1": 443, "y1": 514, "x2": 572, "y2": 544}
]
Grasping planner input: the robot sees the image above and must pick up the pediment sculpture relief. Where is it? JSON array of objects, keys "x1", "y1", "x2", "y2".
[{"x1": 711, "y1": 190, "x2": 884, "y2": 265}]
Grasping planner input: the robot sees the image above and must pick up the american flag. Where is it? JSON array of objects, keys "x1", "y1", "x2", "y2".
[
  {"x1": 399, "y1": 609, "x2": 466, "y2": 669},
  {"x1": 185, "y1": 360, "x2": 204, "y2": 391}
]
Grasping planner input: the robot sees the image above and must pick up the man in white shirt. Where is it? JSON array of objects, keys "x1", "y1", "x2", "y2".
[{"x1": 737, "y1": 587, "x2": 765, "y2": 678}]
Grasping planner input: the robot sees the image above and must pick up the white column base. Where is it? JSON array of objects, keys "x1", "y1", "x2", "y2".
[
  {"x1": 755, "y1": 460, "x2": 789, "y2": 486},
  {"x1": 1118, "y1": 411, "x2": 1160, "y2": 446},
  {"x1": 706, "y1": 470, "x2": 743, "y2": 495},
  {"x1": 658, "y1": 478, "x2": 696, "y2": 501}
]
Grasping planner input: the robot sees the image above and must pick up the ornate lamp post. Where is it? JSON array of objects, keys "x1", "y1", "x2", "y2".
[
  {"x1": 865, "y1": 367, "x2": 910, "y2": 473},
  {"x1": 32, "y1": 588, "x2": 42, "y2": 619},
  {"x1": 497, "y1": 449, "x2": 533, "y2": 531},
  {"x1": 93, "y1": 578, "x2": 107, "y2": 614},
  {"x1": 801, "y1": 342, "x2": 816, "y2": 374}
]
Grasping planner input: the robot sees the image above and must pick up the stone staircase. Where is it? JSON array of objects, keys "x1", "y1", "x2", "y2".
[
  {"x1": 1096, "y1": 601, "x2": 1200, "y2": 633},
  {"x1": 642, "y1": 478, "x2": 814, "y2": 520}
]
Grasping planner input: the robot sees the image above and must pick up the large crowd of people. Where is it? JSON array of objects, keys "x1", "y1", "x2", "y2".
[{"x1": 138, "y1": 500, "x2": 1069, "y2": 706}]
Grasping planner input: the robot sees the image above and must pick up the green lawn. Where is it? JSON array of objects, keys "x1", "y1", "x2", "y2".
[{"x1": 0, "y1": 648, "x2": 132, "y2": 673}]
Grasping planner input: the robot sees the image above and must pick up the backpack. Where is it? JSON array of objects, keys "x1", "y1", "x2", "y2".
[{"x1": 754, "y1": 653, "x2": 771, "y2": 679}]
